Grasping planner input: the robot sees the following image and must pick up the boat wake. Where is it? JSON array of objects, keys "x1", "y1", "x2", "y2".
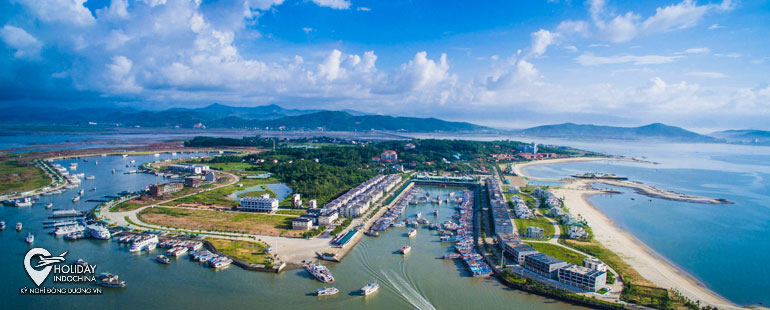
[{"x1": 382, "y1": 270, "x2": 436, "y2": 310}]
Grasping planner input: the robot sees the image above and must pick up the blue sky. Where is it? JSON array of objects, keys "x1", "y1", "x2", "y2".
[{"x1": 1, "y1": 0, "x2": 769, "y2": 131}]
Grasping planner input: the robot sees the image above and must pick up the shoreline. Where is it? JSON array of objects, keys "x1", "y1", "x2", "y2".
[{"x1": 516, "y1": 159, "x2": 746, "y2": 309}]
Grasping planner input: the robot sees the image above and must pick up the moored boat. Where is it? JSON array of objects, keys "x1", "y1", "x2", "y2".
[
  {"x1": 46, "y1": 203, "x2": 53, "y2": 209},
  {"x1": 156, "y1": 255, "x2": 171, "y2": 264},
  {"x1": 99, "y1": 273, "x2": 126, "y2": 288},
  {"x1": 407, "y1": 229, "x2": 417, "y2": 238}
]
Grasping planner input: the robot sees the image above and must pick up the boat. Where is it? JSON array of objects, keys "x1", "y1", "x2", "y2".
[
  {"x1": 360, "y1": 283, "x2": 379, "y2": 296},
  {"x1": 400, "y1": 245, "x2": 411, "y2": 254},
  {"x1": 166, "y1": 246, "x2": 189, "y2": 257},
  {"x1": 364, "y1": 230, "x2": 379, "y2": 237},
  {"x1": 156, "y1": 255, "x2": 171, "y2": 264},
  {"x1": 86, "y1": 224, "x2": 111, "y2": 239},
  {"x1": 46, "y1": 203, "x2": 53, "y2": 209},
  {"x1": 316, "y1": 287, "x2": 339, "y2": 296},
  {"x1": 305, "y1": 263, "x2": 335, "y2": 283},
  {"x1": 64, "y1": 231, "x2": 85, "y2": 240},
  {"x1": 433, "y1": 209, "x2": 439, "y2": 216},
  {"x1": 443, "y1": 253, "x2": 461, "y2": 259},
  {"x1": 16, "y1": 222, "x2": 22, "y2": 231},
  {"x1": 112, "y1": 169, "x2": 115, "y2": 174},
  {"x1": 415, "y1": 211, "x2": 422, "y2": 218},
  {"x1": 122, "y1": 154, "x2": 128, "y2": 158},
  {"x1": 14, "y1": 198, "x2": 33, "y2": 207},
  {"x1": 25, "y1": 233, "x2": 34, "y2": 244},
  {"x1": 72, "y1": 196, "x2": 80, "y2": 203},
  {"x1": 90, "y1": 187, "x2": 96, "y2": 192},
  {"x1": 75, "y1": 259, "x2": 88, "y2": 267},
  {"x1": 50, "y1": 209, "x2": 86, "y2": 218},
  {"x1": 129, "y1": 234, "x2": 159, "y2": 252},
  {"x1": 78, "y1": 189, "x2": 84, "y2": 195},
  {"x1": 54, "y1": 224, "x2": 85, "y2": 236},
  {"x1": 407, "y1": 229, "x2": 417, "y2": 238},
  {"x1": 99, "y1": 273, "x2": 126, "y2": 288},
  {"x1": 209, "y1": 256, "x2": 233, "y2": 269},
  {"x1": 0, "y1": 221, "x2": 5, "y2": 230},
  {"x1": 85, "y1": 175, "x2": 95, "y2": 180}
]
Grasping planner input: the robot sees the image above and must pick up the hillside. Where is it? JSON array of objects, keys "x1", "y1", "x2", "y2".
[
  {"x1": 710, "y1": 129, "x2": 770, "y2": 144},
  {"x1": 517, "y1": 123, "x2": 718, "y2": 142}
]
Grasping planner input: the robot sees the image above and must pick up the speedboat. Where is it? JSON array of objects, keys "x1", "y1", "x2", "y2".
[
  {"x1": 72, "y1": 196, "x2": 80, "y2": 203},
  {"x1": 99, "y1": 273, "x2": 126, "y2": 288},
  {"x1": 316, "y1": 287, "x2": 339, "y2": 296},
  {"x1": 400, "y1": 245, "x2": 411, "y2": 254},
  {"x1": 16, "y1": 222, "x2": 22, "y2": 231},
  {"x1": 25, "y1": 233, "x2": 34, "y2": 244},
  {"x1": 46, "y1": 203, "x2": 53, "y2": 209},
  {"x1": 360, "y1": 283, "x2": 379, "y2": 296},
  {"x1": 156, "y1": 255, "x2": 171, "y2": 264},
  {"x1": 407, "y1": 229, "x2": 417, "y2": 238},
  {"x1": 0, "y1": 221, "x2": 5, "y2": 230}
]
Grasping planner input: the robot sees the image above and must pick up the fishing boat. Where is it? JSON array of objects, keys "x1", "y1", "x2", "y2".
[
  {"x1": 75, "y1": 259, "x2": 88, "y2": 267},
  {"x1": 360, "y1": 283, "x2": 379, "y2": 296},
  {"x1": 16, "y1": 222, "x2": 22, "y2": 231},
  {"x1": 156, "y1": 255, "x2": 171, "y2": 264},
  {"x1": 46, "y1": 203, "x2": 53, "y2": 209},
  {"x1": 0, "y1": 221, "x2": 5, "y2": 230},
  {"x1": 305, "y1": 263, "x2": 335, "y2": 283},
  {"x1": 25, "y1": 233, "x2": 34, "y2": 244},
  {"x1": 85, "y1": 175, "x2": 95, "y2": 180},
  {"x1": 72, "y1": 196, "x2": 80, "y2": 203},
  {"x1": 407, "y1": 229, "x2": 417, "y2": 238},
  {"x1": 400, "y1": 245, "x2": 411, "y2": 254},
  {"x1": 99, "y1": 273, "x2": 126, "y2": 288},
  {"x1": 316, "y1": 287, "x2": 339, "y2": 296}
]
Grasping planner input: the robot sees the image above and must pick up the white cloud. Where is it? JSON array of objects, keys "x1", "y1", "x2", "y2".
[
  {"x1": 13, "y1": 0, "x2": 95, "y2": 26},
  {"x1": 715, "y1": 52, "x2": 741, "y2": 58},
  {"x1": 686, "y1": 71, "x2": 727, "y2": 78},
  {"x1": 106, "y1": 55, "x2": 141, "y2": 93},
  {"x1": 0, "y1": 25, "x2": 42, "y2": 59},
  {"x1": 682, "y1": 47, "x2": 709, "y2": 54},
  {"x1": 398, "y1": 51, "x2": 451, "y2": 91},
  {"x1": 357, "y1": 7, "x2": 371, "y2": 12},
  {"x1": 311, "y1": 0, "x2": 351, "y2": 10},
  {"x1": 529, "y1": 29, "x2": 556, "y2": 57},
  {"x1": 139, "y1": 0, "x2": 167, "y2": 7},
  {"x1": 556, "y1": 20, "x2": 590, "y2": 37},
  {"x1": 708, "y1": 23, "x2": 724, "y2": 30},
  {"x1": 576, "y1": 53, "x2": 681, "y2": 66},
  {"x1": 302, "y1": 27, "x2": 315, "y2": 34},
  {"x1": 97, "y1": 0, "x2": 130, "y2": 20}
]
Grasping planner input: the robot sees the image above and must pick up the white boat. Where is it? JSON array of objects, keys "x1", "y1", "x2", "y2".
[
  {"x1": 407, "y1": 229, "x2": 417, "y2": 238},
  {"x1": 306, "y1": 263, "x2": 335, "y2": 283},
  {"x1": 25, "y1": 233, "x2": 34, "y2": 244},
  {"x1": 54, "y1": 224, "x2": 85, "y2": 236},
  {"x1": 316, "y1": 287, "x2": 339, "y2": 296},
  {"x1": 78, "y1": 189, "x2": 84, "y2": 195},
  {"x1": 360, "y1": 283, "x2": 379, "y2": 296},
  {"x1": 415, "y1": 211, "x2": 422, "y2": 218},
  {"x1": 85, "y1": 175, "x2": 95, "y2": 180},
  {"x1": 14, "y1": 198, "x2": 33, "y2": 207},
  {"x1": 0, "y1": 221, "x2": 5, "y2": 230},
  {"x1": 86, "y1": 224, "x2": 111, "y2": 239},
  {"x1": 400, "y1": 245, "x2": 411, "y2": 254},
  {"x1": 154, "y1": 153, "x2": 160, "y2": 157},
  {"x1": 72, "y1": 196, "x2": 80, "y2": 202},
  {"x1": 122, "y1": 154, "x2": 128, "y2": 158},
  {"x1": 46, "y1": 203, "x2": 53, "y2": 209},
  {"x1": 129, "y1": 234, "x2": 159, "y2": 252},
  {"x1": 209, "y1": 256, "x2": 233, "y2": 269},
  {"x1": 16, "y1": 222, "x2": 22, "y2": 231}
]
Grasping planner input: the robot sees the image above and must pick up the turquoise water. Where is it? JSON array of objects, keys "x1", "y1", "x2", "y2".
[
  {"x1": 526, "y1": 180, "x2": 566, "y2": 187},
  {"x1": 522, "y1": 143, "x2": 770, "y2": 306},
  {"x1": 1, "y1": 154, "x2": 584, "y2": 310}
]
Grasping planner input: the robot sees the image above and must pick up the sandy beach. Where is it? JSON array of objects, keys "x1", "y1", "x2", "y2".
[{"x1": 516, "y1": 158, "x2": 746, "y2": 309}]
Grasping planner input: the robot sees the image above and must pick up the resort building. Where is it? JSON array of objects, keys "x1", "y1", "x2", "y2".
[
  {"x1": 239, "y1": 194, "x2": 279, "y2": 213},
  {"x1": 511, "y1": 196, "x2": 533, "y2": 219},
  {"x1": 380, "y1": 150, "x2": 398, "y2": 162},
  {"x1": 583, "y1": 257, "x2": 608, "y2": 272},
  {"x1": 504, "y1": 243, "x2": 538, "y2": 265},
  {"x1": 558, "y1": 264, "x2": 607, "y2": 292},
  {"x1": 149, "y1": 182, "x2": 183, "y2": 197},
  {"x1": 561, "y1": 214, "x2": 578, "y2": 225},
  {"x1": 318, "y1": 209, "x2": 339, "y2": 226},
  {"x1": 204, "y1": 171, "x2": 216, "y2": 181},
  {"x1": 524, "y1": 253, "x2": 568, "y2": 279},
  {"x1": 292, "y1": 194, "x2": 302, "y2": 208},
  {"x1": 526, "y1": 226, "x2": 545, "y2": 239},
  {"x1": 308, "y1": 199, "x2": 318, "y2": 209},
  {"x1": 183, "y1": 177, "x2": 202, "y2": 188},
  {"x1": 167, "y1": 163, "x2": 210, "y2": 175},
  {"x1": 487, "y1": 177, "x2": 516, "y2": 235},
  {"x1": 291, "y1": 217, "x2": 313, "y2": 230},
  {"x1": 548, "y1": 207, "x2": 565, "y2": 217},
  {"x1": 568, "y1": 225, "x2": 587, "y2": 239},
  {"x1": 324, "y1": 174, "x2": 402, "y2": 219}
]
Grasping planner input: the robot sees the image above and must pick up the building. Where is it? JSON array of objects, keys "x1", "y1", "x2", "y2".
[
  {"x1": 167, "y1": 163, "x2": 210, "y2": 175},
  {"x1": 524, "y1": 253, "x2": 568, "y2": 279},
  {"x1": 558, "y1": 264, "x2": 607, "y2": 292},
  {"x1": 548, "y1": 207, "x2": 565, "y2": 217},
  {"x1": 318, "y1": 209, "x2": 339, "y2": 226},
  {"x1": 239, "y1": 194, "x2": 279, "y2": 213},
  {"x1": 491, "y1": 153, "x2": 517, "y2": 161},
  {"x1": 149, "y1": 183, "x2": 183, "y2": 197},
  {"x1": 204, "y1": 171, "x2": 216, "y2": 181},
  {"x1": 380, "y1": 150, "x2": 398, "y2": 162},
  {"x1": 561, "y1": 214, "x2": 578, "y2": 225},
  {"x1": 504, "y1": 243, "x2": 538, "y2": 265},
  {"x1": 583, "y1": 257, "x2": 608, "y2": 272},
  {"x1": 526, "y1": 226, "x2": 545, "y2": 239},
  {"x1": 292, "y1": 194, "x2": 302, "y2": 208},
  {"x1": 292, "y1": 217, "x2": 313, "y2": 230},
  {"x1": 403, "y1": 143, "x2": 416, "y2": 150},
  {"x1": 568, "y1": 225, "x2": 587, "y2": 239},
  {"x1": 308, "y1": 199, "x2": 318, "y2": 209},
  {"x1": 184, "y1": 177, "x2": 202, "y2": 188}
]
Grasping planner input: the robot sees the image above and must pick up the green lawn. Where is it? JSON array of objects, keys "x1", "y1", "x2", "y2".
[
  {"x1": 138, "y1": 206, "x2": 299, "y2": 237},
  {"x1": 204, "y1": 162, "x2": 253, "y2": 171},
  {"x1": 162, "y1": 177, "x2": 280, "y2": 207},
  {"x1": 524, "y1": 242, "x2": 586, "y2": 265},
  {"x1": 110, "y1": 201, "x2": 144, "y2": 212},
  {"x1": 0, "y1": 160, "x2": 49, "y2": 194},
  {"x1": 275, "y1": 209, "x2": 305, "y2": 216},
  {"x1": 515, "y1": 193, "x2": 537, "y2": 209},
  {"x1": 514, "y1": 217, "x2": 555, "y2": 240},
  {"x1": 206, "y1": 238, "x2": 271, "y2": 265}
]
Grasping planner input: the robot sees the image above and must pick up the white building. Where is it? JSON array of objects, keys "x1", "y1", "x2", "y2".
[
  {"x1": 567, "y1": 225, "x2": 587, "y2": 239},
  {"x1": 318, "y1": 210, "x2": 339, "y2": 226},
  {"x1": 558, "y1": 264, "x2": 607, "y2": 292},
  {"x1": 204, "y1": 171, "x2": 216, "y2": 181},
  {"x1": 583, "y1": 257, "x2": 608, "y2": 272},
  {"x1": 292, "y1": 217, "x2": 313, "y2": 230},
  {"x1": 308, "y1": 199, "x2": 318, "y2": 209},
  {"x1": 292, "y1": 193, "x2": 302, "y2": 208},
  {"x1": 526, "y1": 226, "x2": 545, "y2": 239},
  {"x1": 239, "y1": 194, "x2": 279, "y2": 213}
]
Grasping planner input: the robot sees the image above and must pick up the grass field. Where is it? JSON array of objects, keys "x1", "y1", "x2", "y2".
[
  {"x1": 559, "y1": 238, "x2": 652, "y2": 286},
  {"x1": 514, "y1": 217, "x2": 555, "y2": 240},
  {"x1": 162, "y1": 177, "x2": 280, "y2": 207},
  {"x1": 524, "y1": 242, "x2": 587, "y2": 265},
  {"x1": 0, "y1": 160, "x2": 49, "y2": 194},
  {"x1": 110, "y1": 201, "x2": 144, "y2": 212},
  {"x1": 138, "y1": 206, "x2": 299, "y2": 237},
  {"x1": 202, "y1": 162, "x2": 253, "y2": 171},
  {"x1": 206, "y1": 238, "x2": 271, "y2": 265},
  {"x1": 275, "y1": 209, "x2": 305, "y2": 216}
]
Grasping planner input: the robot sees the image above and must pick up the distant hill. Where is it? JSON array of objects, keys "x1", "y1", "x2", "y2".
[
  {"x1": 0, "y1": 104, "x2": 487, "y2": 133},
  {"x1": 709, "y1": 129, "x2": 770, "y2": 144},
  {"x1": 517, "y1": 123, "x2": 718, "y2": 142}
]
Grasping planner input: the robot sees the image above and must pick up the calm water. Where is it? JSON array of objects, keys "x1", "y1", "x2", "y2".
[
  {"x1": 522, "y1": 143, "x2": 770, "y2": 306},
  {"x1": 1, "y1": 154, "x2": 584, "y2": 310}
]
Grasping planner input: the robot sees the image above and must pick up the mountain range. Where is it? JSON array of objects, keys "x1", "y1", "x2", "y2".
[{"x1": 0, "y1": 103, "x2": 764, "y2": 143}]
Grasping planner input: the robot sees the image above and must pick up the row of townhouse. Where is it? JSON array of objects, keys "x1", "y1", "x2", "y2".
[
  {"x1": 326, "y1": 174, "x2": 403, "y2": 218},
  {"x1": 533, "y1": 188, "x2": 562, "y2": 208},
  {"x1": 510, "y1": 195, "x2": 533, "y2": 219},
  {"x1": 487, "y1": 176, "x2": 516, "y2": 235}
]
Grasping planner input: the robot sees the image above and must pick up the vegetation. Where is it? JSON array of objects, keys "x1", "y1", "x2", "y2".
[
  {"x1": 524, "y1": 242, "x2": 587, "y2": 265},
  {"x1": 110, "y1": 201, "x2": 144, "y2": 212},
  {"x1": 0, "y1": 160, "x2": 49, "y2": 194},
  {"x1": 138, "y1": 207, "x2": 299, "y2": 237},
  {"x1": 260, "y1": 160, "x2": 376, "y2": 205},
  {"x1": 559, "y1": 238, "x2": 651, "y2": 286},
  {"x1": 331, "y1": 218, "x2": 352, "y2": 236},
  {"x1": 514, "y1": 217, "x2": 555, "y2": 240},
  {"x1": 206, "y1": 238, "x2": 271, "y2": 265},
  {"x1": 301, "y1": 225, "x2": 326, "y2": 239},
  {"x1": 163, "y1": 177, "x2": 277, "y2": 207},
  {"x1": 184, "y1": 136, "x2": 274, "y2": 148},
  {"x1": 275, "y1": 209, "x2": 306, "y2": 216}
]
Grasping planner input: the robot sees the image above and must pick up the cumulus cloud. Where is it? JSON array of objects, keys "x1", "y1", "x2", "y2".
[
  {"x1": 686, "y1": 71, "x2": 727, "y2": 78},
  {"x1": 682, "y1": 47, "x2": 709, "y2": 54},
  {"x1": 311, "y1": 0, "x2": 351, "y2": 10},
  {"x1": 529, "y1": 29, "x2": 556, "y2": 57},
  {"x1": 13, "y1": 0, "x2": 95, "y2": 26},
  {"x1": 0, "y1": 25, "x2": 43, "y2": 59}
]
